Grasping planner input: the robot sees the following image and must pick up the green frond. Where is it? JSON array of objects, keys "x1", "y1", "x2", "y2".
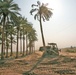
[
  {"x1": 30, "y1": 8, "x2": 38, "y2": 15},
  {"x1": 14, "y1": 11, "x2": 21, "y2": 16},
  {"x1": 48, "y1": 10, "x2": 53, "y2": 17},
  {"x1": 41, "y1": 15, "x2": 45, "y2": 22},
  {"x1": 34, "y1": 14, "x2": 38, "y2": 20},
  {"x1": 10, "y1": 4, "x2": 21, "y2": 11},
  {"x1": 31, "y1": 4, "x2": 38, "y2": 8},
  {"x1": 8, "y1": 0, "x2": 13, "y2": 3},
  {"x1": 30, "y1": 1, "x2": 53, "y2": 22},
  {"x1": 0, "y1": 0, "x2": 20, "y2": 21},
  {"x1": 37, "y1": 1, "x2": 41, "y2": 6}
]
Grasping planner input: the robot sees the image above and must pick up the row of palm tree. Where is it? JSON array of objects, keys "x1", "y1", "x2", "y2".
[{"x1": 0, "y1": 0, "x2": 38, "y2": 60}]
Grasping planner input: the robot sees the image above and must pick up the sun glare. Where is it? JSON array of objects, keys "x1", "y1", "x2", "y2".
[{"x1": 41, "y1": 0, "x2": 62, "y2": 15}]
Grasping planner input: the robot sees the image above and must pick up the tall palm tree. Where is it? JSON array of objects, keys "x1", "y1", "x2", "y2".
[
  {"x1": 25, "y1": 23, "x2": 33, "y2": 54},
  {"x1": 16, "y1": 25, "x2": 19, "y2": 58},
  {"x1": 30, "y1": 1, "x2": 53, "y2": 49},
  {"x1": 17, "y1": 17, "x2": 24, "y2": 55},
  {"x1": 10, "y1": 24, "x2": 16, "y2": 56},
  {"x1": 25, "y1": 1, "x2": 53, "y2": 73},
  {"x1": 0, "y1": 0, "x2": 20, "y2": 59},
  {"x1": 17, "y1": 17, "x2": 28, "y2": 56},
  {"x1": 5, "y1": 24, "x2": 9, "y2": 58},
  {"x1": 15, "y1": 17, "x2": 21, "y2": 58},
  {"x1": 21, "y1": 18, "x2": 28, "y2": 56},
  {"x1": 20, "y1": 28, "x2": 23, "y2": 54},
  {"x1": 31, "y1": 29, "x2": 38, "y2": 53},
  {"x1": 7, "y1": 22, "x2": 16, "y2": 56}
]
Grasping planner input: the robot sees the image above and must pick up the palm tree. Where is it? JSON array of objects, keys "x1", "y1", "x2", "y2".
[
  {"x1": 17, "y1": 17, "x2": 28, "y2": 56},
  {"x1": 19, "y1": 17, "x2": 37, "y2": 56},
  {"x1": 5, "y1": 24, "x2": 9, "y2": 58},
  {"x1": 28, "y1": 28, "x2": 38, "y2": 54},
  {"x1": 7, "y1": 22, "x2": 16, "y2": 56},
  {"x1": 16, "y1": 26, "x2": 19, "y2": 58},
  {"x1": 25, "y1": 1, "x2": 53, "y2": 73},
  {"x1": 19, "y1": 19, "x2": 23, "y2": 54},
  {"x1": 31, "y1": 29, "x2": 38, "y2": 53},
  {"x1": 0, "y1": 0, "x2": 20, "y2": 59},
  {"x1": 15, "y1": 18, "x2": 20, "y2": 58},
  {"x1": 21, "y1": 18, "x2": 28, "y2": 56},
  {"x1": 10, "y1": 24, "x2": 16, "y2": 56},
  {"x1": 25, "y1": 23, "x2": 33, "y2": 55},
  {"x1": 30, "y1": 1, "x2": 53, "y2": 49},
  {"x1": 25, "y1": 23, "x2": 33, "y2": 54},
  {"x1": 18, "y1": 17, "x2": 24, "y2": 55}
]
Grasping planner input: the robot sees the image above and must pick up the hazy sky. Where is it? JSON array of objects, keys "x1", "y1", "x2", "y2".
[{"x1": 14, "y1": 0, "x2": 76, "y2": 49}]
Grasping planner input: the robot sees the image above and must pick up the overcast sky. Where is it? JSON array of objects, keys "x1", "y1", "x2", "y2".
[{"x1": 14, "y1": 0, "x2": 76, "y2": 49}]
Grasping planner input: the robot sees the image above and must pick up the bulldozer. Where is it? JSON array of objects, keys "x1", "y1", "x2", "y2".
[
  {"x1": 41, "y1": 43, "x2": 59, "y2": 58},
  {"x1": 39, "y1": 43, "x2": 59, "y2": 57},
  {"x1": 48, "y1": 43, "x2": 59, "y2": 56}
]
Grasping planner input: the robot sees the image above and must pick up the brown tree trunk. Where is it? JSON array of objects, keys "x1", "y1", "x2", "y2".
[
  {"x1": 40, "y1": 14, "x2": 46, "y2": 47},
  {"x1": 20, "y1": 33, "x2": 22, "y2": 54},
  {"x1": 1, "y1": 15, "x2": 6, "y2": 60},
  {"x1": 10, "y1": 33, "x2": 13, "y2": 56},
  {"x1": 16, "y1": 27, "x2": 19, "y2": 58},
  {"x1": 22, "y1": 27, "x2": 25, "y2": 56},
  {"x1": 26, "y1": 33, "x2": 28, "y2": 55}
]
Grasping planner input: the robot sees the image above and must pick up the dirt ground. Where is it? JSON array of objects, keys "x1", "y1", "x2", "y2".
[{"x1": 0, "y1": 50, "x2": 76, "y2": 75}]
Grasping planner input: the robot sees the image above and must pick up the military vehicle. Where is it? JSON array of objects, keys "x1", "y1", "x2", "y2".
[{"x1": 39, "y1": 43, "x2": 59, "y2": 56}]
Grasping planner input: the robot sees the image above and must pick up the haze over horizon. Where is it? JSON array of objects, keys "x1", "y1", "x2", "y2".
[{"x1": 14, "y1": 0, "x2": 76, "y2": 49}]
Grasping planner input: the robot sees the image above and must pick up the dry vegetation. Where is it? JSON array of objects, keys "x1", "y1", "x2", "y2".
[{"x1": 0, "y1": 48, "x2": 76, "y2": 75}]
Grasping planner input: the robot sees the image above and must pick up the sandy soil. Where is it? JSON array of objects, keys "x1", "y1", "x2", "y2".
[{"x1": 0, "y1": 51, "x2": 76, "y2": 75}]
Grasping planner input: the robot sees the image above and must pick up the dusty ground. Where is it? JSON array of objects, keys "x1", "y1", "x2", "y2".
[{"x1": 0, "y1": 50, "x2": 76, "y2": 75}]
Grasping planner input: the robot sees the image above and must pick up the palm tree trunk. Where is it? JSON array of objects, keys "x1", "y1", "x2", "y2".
[
  {"x1": 29, "y1": 41, "x2": 32, "y2": 54},
  {"x1": 22, "y1": 27, "x2": 25, "y2": 56},
  {"x1": 6, "y1": 43, "x2": 8, "y2": 58},
  {"x1": 10, "y1": 33, "x2": 13, "y2": 56},
  {"x1": 29, "y1": 45, "x2": 31, "y2": 54},
  {"x1": 40, "y1": 14, "x2": 46, "y2": 47},
  {"x1": 26, "y1": 33, "x2": 28, "y2": 55},
  {"x1": 6, "y1": 26, "x2": 8, "y2": 58},
  {"x1": 20, "y1": 37, "x2": 22, "y2": 54},
  {"x1": 33, "y1": 42, "x2": 35, "y2": 53},
  {"x1": 1, "y1": 15, "x2": 6, "y2": 60},
  {"x1": 31, "y1": 42, "x2": 35, "y2": 53},
  {"x1": 3, "y1": 39, "x2": 5, "y2": 55},
  {"x1": 16, "y1": 27, "x2": 19, "y2": 58},
  {"x1": 31, "y1": 46, "x2": 33, "y2": 53}
]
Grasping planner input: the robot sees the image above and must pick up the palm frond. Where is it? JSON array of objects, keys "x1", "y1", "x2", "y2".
[
  {"x1": 30, "y1": 9, "x2": 38, "y2": 15},
  {"x1": 41, "y1": 15, "x2": 45, "y2": 22},
  {"x1": 14, "y1": 11, "x2": 21, "y2": 16},
  {"x1": 34, "y1": 13, "x2": 40, "y2": 21},
  {"x1": 30, "y1": 1, "x2": 53, "y2": 22},
  {"x1": 37, "y1": 1, "x2": 41, "y2": 6},
  {"x1": 10, "y1": 4, "x2": 21, "y2": 11},
  {"x1": 31, "y1": 4, "x2": 38, "y2": 8},
  {"x1": 34, "y1": 14, "x2": 38, "y2": 20},
  {"x1": 7, "y1": 0, "x2": 13, "y2": 3}
]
